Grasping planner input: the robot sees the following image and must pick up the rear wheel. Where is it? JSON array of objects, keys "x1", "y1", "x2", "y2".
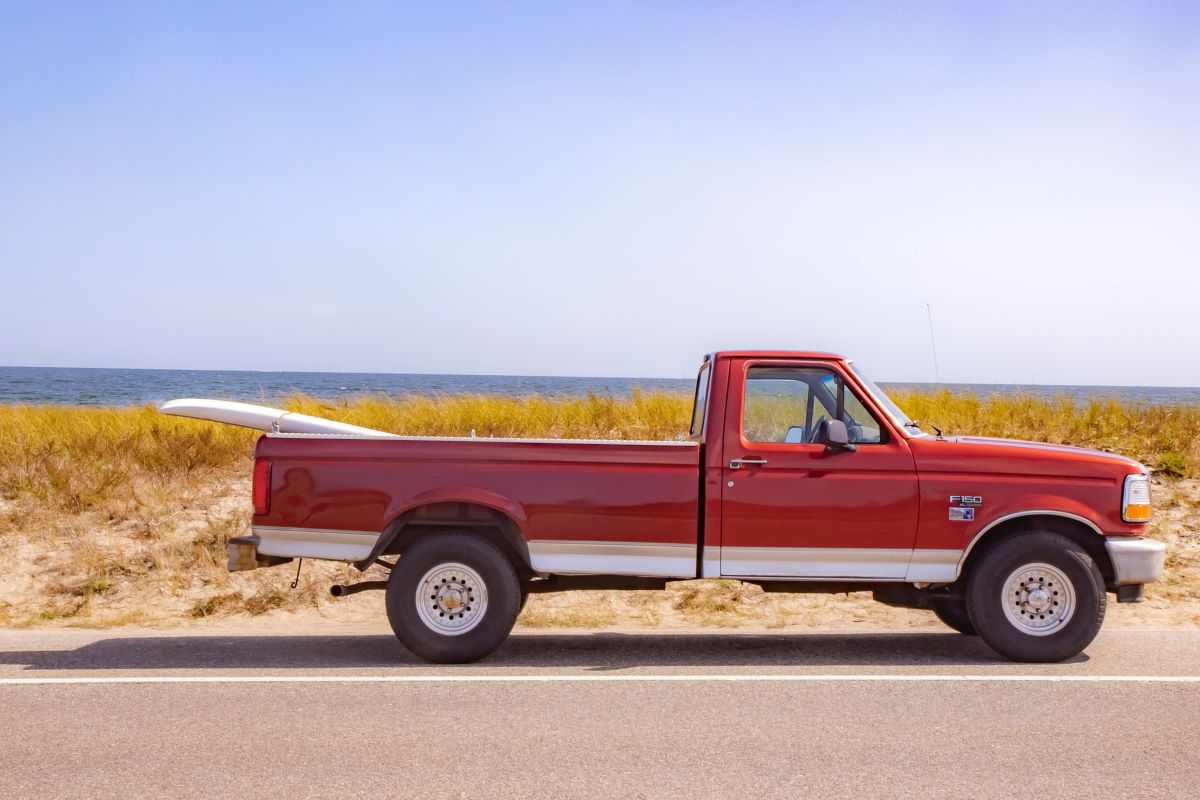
[
  {"x1": 386, "y1": 532, "x2": 521, "y2": 663},
  {"x1": 966, "y1": 531, "x2": 1106, "y2": 663},
  {"x1": 931, "y1": 593, "x2": 976, "y2": 635}
]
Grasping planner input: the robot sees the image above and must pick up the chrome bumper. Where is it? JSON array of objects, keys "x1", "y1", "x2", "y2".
[
  {"x1": 1105, "y1": 536, "x2": 1166, "y2": 586},
  {"x1": 228, "y1": 536, "x2": 262, "y2": 571},
  {"x1": 227, "y1": 535, "x2": 292, "y2": 572}
]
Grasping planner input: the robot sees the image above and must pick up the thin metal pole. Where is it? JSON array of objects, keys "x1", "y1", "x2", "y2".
[{"x1": 926, "y1": 303, "x2": 941, "y2": 385}]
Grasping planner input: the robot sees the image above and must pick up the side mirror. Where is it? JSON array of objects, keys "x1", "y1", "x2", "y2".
[
  {"x1": 784, "y1": 426, "x2": 806, "y2": 443},
  {"x1": 816, "y1": 419, "x2": 857, "y2": 452}
]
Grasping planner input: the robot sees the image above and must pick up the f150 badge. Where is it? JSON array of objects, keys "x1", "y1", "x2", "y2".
[{"x1": 949, "y1": 495, "x2": 982, "y2": 521}]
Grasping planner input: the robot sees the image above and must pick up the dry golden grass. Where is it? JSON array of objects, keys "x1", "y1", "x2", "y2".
[
  {"x1": 891, "y1": 389, "x2": 1200, "y2": 477},
  {"x1": 284, "y1": 390, "x2": 693, "y2": 441},
  {"x1": 0, "y1": 389, "x2": 1196, "y2": 628}
]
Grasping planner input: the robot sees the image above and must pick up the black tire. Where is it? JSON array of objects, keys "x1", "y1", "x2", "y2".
[
  {"x1": 966, "y1": 531, "x2": 1106, "y2": 663},
  {"x1": 519, "y1": 585, "x2": 531, "y2": 614},
  {"x1": 931, "y1": 593, "x2": 976, "y2": 635},
  {"x1": 386, "y1": 532, "x2": 521, "y2": 664}
]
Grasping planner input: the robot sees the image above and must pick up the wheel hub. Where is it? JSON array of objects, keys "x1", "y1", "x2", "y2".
[
  {"x1": 439, "y1": 587, "x2": 465, "y2": 611},
  {"x1": 415, "y1": 563, "x2": 488, "y2": 636},
  {"x1": 1026, "y1": 586, "x2": 1050, "y2": 611},
  {"x1": 1002, "y1": 562, "x2": 1076, "y2": 636}
]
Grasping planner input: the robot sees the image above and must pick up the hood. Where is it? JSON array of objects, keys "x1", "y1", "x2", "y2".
[
  {"x1": 910, "y1": 434, "x2": 1146, "y2": 479},
  {"x1": 953, "y1": 435, "x2": 1143, "y2": 464}
]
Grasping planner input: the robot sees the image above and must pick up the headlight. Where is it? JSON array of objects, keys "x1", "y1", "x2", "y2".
[{"x1": 1122, "y1": 474, "x2": 1152, "y2": 523}]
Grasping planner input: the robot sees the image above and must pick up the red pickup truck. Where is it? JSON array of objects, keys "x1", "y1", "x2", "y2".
[{"x1": 163, "y1": 351, "x2": 1166, "y2": 664}]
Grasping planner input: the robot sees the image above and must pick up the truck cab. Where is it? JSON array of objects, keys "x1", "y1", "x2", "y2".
[
  {"x1": 697, "y1": 352, "x2": 1158, "y2": 584},
  {"x1": 700, "y1": 352, "x2": 924, "y2": 580},
  {"x1": 695, "y1": 352, "x2": 1162, "y2": 659}
]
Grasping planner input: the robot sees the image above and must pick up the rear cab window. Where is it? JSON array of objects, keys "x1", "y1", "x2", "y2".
[{"x1": 689, "y1": 361, "x2": 711, "y2": 439}]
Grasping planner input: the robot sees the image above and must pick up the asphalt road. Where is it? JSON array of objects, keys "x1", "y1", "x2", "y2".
[{"x1": 1, "y1": 627, "x2": 1197, "y2": 799}]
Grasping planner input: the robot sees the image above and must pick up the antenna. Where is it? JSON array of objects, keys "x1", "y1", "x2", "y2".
[{"x1": 926, "y1": 303, "x2": 941, "y2": 385}]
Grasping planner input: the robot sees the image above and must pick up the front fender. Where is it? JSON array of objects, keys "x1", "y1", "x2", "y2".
[
  {"x1": 973, "y1": 494, "x2": 1106, "y2": 539},
  {"x1": 952, "y1": 498, "x2": 1108, "y2": 580}
]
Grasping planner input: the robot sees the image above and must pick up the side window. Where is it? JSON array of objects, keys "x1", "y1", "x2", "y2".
[
  {"x1": 743, "y1": 366, "x2": 884, "y2": 444},
  {"x1": 743, "y1": 367, "x2": 818, "y2": 443}
]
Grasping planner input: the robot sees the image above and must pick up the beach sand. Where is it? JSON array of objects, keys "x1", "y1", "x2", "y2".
[{"x1": 1, "y1": 475, "x2": 1195, "y2": 632}]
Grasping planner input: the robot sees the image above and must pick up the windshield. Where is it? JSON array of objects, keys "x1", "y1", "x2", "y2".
[{"x1": 848, "y1": 363, "x2": 926, "y2": 436}]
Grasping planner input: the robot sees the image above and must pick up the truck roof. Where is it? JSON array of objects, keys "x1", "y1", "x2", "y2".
[{"x1": 712, "y1": 350, "x2": 848, "y2": 361}]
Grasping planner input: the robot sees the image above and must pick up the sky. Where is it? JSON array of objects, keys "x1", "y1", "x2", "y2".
[{"x1": 1, "y1": 1, "x2": 1198, "y2": 385}]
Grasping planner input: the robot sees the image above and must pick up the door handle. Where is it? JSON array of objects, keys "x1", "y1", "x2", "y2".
[{"x1": 729, "y1": 457, "x2": 768, "y2": 469}]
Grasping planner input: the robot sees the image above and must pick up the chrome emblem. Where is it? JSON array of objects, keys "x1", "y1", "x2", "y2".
[{"x1": 949, "y1": 495, "x2": 983, "y2": 506}]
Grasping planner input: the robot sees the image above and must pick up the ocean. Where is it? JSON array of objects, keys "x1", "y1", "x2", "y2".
[{"x1": 1, "y1": 366, "x2": 1198, "y2": 407}]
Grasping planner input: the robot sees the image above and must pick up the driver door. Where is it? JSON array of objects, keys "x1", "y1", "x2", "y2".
[{"x1": 719, "y1": 360, "x2": 919, "y2": 578}]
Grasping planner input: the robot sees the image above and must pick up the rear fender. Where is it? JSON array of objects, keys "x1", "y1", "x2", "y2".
[
  {"x1": 390, "y1": 487, "x2": 528, "y2": 525},
  {"x1": 354, "y1": 489, "x2": 529, "y2": 572}
]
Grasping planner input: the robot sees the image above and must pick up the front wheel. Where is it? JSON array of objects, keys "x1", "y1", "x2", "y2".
[
  {"x1": 966, "y1": 531, "x2": 1106, "y2": 663},
  {"x1": 931, "y1": 593, "x2": 976, "y2": 635},
  {"x1": 386, "y1": 532, "x2": 521, "y2": 663}
]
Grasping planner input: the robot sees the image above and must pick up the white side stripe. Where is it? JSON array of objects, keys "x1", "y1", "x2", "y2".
[
  {"x1": 720, "y1": 547, "x2": 911, "y2": 579},
  {"x1": 0, "y1": 674, "x2": 1196, "y2": 686},
  {"x1": 905, "y1": 549, "x2": 962, "y2": 582},
  {"x1": 528, "y1": 540, "x2": 697, "y2": 578}
]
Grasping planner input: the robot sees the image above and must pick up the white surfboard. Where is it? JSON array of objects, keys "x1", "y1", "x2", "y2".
[{"x1": 157, "y1": 398, "x2": 391, "y2": 437}]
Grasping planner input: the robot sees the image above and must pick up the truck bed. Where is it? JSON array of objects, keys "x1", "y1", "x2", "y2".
[{"x1": 252, "y1": 433, "x2": 702, "y2": 577}]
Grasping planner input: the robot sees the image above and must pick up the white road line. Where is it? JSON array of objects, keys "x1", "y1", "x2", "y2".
[{"x1": 0, "y1": 674, "x2": 1197, "y2": 686}]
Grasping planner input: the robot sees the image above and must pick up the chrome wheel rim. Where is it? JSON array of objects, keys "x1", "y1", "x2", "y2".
[
  {"x1": 1002, "y1": 562, "x2": 1075, "y2": 636},
  {"x1": 415, "y1": 562, "x2": 487, "y2": 636}
]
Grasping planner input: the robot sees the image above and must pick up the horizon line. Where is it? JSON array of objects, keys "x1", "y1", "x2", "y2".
[{"x1": 2, "y1": 363, "x2": 1199, "y2": 391}]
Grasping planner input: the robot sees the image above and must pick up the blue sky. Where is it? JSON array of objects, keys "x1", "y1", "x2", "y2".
[{"x1": 2, "y1": 1, "x2": 1198, "y2": 384}]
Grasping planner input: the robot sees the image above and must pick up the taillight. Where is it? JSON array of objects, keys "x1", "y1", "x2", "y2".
[{"x1": 252, "y1": 458, "x2": 271, "y2": 515}]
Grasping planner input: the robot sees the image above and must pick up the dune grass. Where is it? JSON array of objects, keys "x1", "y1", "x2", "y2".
[
  {"x1": 0, "y1": 404, "x2": 255, "y2": 513},
  {"x1": 284, "y1": 391, "x2": 693, "y2": 441},
  {"x1": 889, "y1": 389, "x2": 1200, "y2": 477},
  {"x1": 2, "y1": 387, "x2": 1197, "y2": 514},
  {"x1": 0, "y1": 391, "x2": 694, "y2": 516},
  {"x1": 0, "y1": 388, "x2": 1197, "y2": 627}
]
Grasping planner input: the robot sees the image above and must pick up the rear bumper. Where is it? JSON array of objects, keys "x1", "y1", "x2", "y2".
[
  {"x1": 1105, "y1": 536, "x2": 1166, "y2": 586},
  {"x1": 227, "y1": 535, "x2": 292, "y2": 572},
  {"x1": 229, "y1": 526, "x2": 373, "y2": 570}
]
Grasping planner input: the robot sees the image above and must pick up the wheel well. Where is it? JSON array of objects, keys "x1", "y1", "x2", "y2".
[
  {"x1": 960, "y1": 515, "x2": 1115, "y2": 585},
  {"x1": 380, "y1": 502, "x2": 533, "y2": 579}
]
